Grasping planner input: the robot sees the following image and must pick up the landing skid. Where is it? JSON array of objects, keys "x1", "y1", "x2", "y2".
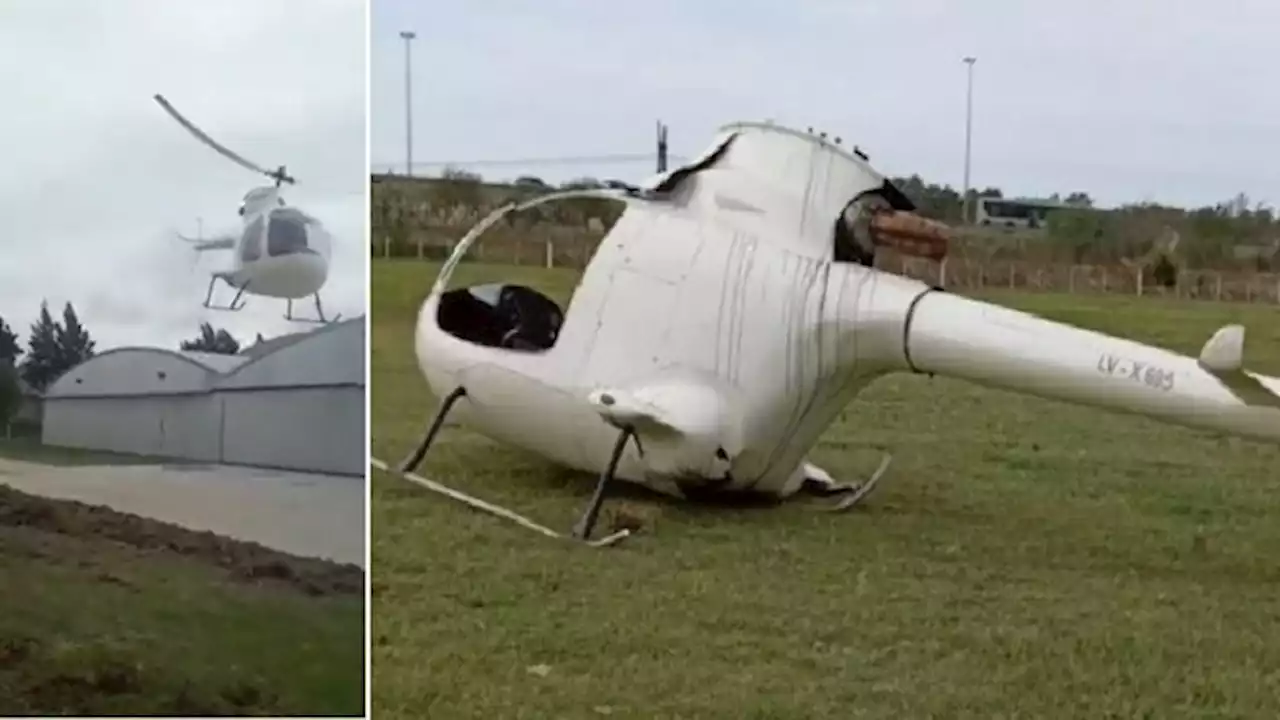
[
  {"x1": 800, "y1": 455, "x2": 892, "y2": 512},
  {"x1": 203, "y1": 275, "x2": 249, "y2": 311},
  {"x1": 285, "y1": 293, "x2": 341, "y2": 325},
  {"x1": 381, "y1": 389, "x2": 894, "y2": 545},
  {"x1": 201, "y1": 277, "x2": 340, "y2": 325},
  {"x1": 381, "y1": 387, "x2": 631, "y2": 547}
]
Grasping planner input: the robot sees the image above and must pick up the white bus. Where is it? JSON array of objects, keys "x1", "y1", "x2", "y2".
[{"x1": 975, "y1": 197, "x2": 1071, "y2": 229}]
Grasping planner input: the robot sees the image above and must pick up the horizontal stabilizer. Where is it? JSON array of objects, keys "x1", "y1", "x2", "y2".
[{"x1": 1197, "y1": 324, "x2": 1280, "y2": 409}]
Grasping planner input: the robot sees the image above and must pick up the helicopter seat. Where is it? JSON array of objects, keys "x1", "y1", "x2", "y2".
[{"x1": 437, "y1": 283, "x2": 564, "y2": 352}]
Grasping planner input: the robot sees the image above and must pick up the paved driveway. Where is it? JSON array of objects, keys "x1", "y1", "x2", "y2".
[{"x1": 0, "y1": 459, "x2": 365, "y2": 567}]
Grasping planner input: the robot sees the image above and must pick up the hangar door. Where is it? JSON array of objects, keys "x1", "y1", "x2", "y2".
[
  {"x1": 42, "y1": 395, "x2": 220, "y2": 462},
  {"x1": 218, "y1": 387, "x2": 364, "y2": 476}
]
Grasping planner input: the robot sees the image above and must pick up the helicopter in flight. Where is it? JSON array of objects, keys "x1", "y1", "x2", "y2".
[{"x1": 154, "y1": 93, "x2": 340, "y2": 324}]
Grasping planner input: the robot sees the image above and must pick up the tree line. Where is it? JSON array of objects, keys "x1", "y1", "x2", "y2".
[
  {"x1": 0, "y1": 302, "x2": 97, "y2": 427},
  {"x1": 0, "y1": 302, "x2": 97, "y2": 395},
  {"x1": 0, "y1": 304, "x2": 257, "y2": 431},
  {"x1": 377, "y1": 166, "x2": 1280, "y2": 271}
]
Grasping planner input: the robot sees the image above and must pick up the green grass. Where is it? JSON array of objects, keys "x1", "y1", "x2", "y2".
[
  {"x1": 0, "y1": 436, "x2": 172, "y2": 467},
  {"x1": 372, "y1": 258, "x2": 1280, "y2": 719},
  {"x1": 0, "y1": 487, "x2": 365, "y2": 715}
]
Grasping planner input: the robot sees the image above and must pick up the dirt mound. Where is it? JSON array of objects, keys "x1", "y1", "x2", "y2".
[{"x1": 0, "y1": 484, "x2": 363, "y2": 597}]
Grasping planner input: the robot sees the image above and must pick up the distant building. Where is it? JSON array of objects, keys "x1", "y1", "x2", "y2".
[
  {"x1": 975, "y1": 196, "x2": 1093, "y2": 230},
  {"x1": 41, "y1": 316, "x2": 365, "y2": 476}
]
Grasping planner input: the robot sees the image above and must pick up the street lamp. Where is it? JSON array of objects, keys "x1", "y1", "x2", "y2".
[
  {"x1": 961, "y1": 56, "x2": 976, "y2": 225},
  {"x1": 399, "y1": 30, "x2": 417, "y2": 176}
]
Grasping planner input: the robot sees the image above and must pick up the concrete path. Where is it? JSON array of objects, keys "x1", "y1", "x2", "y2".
[{"x1": 0, "y1": 459, "x2": 365, "y2": 567}]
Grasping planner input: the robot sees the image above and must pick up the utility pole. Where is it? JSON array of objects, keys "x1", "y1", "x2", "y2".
[
  {"x1": 656, "y1": 121, "x2": 669, "y2": 173},
  {"x1": 400, "y1": 30, "x2": 417, "y2": 176},
  {"x1": 961, "y1": 56, "x2": 977, "y2": 225}
]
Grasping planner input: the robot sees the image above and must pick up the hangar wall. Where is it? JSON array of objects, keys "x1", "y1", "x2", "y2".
[
  {"x1": 41, "y1": 317, "x2": 366, "y2": 477},
  {"x1": 44, "y1": 395, "x2": 222, "y2": 461},
  {"x1": 220, "y1": 387, "x2": 365, "y2": 476}
]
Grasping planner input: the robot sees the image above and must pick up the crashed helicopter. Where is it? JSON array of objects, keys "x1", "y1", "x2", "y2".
[{"x1": 378, "y1": 121, "x2": 1280, "y2": 547}]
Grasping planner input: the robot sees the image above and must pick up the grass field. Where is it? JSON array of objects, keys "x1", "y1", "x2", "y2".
[
  {"x1": 0, "y1": 483, "x2": 365, "y2": 715},
  {"x1": 0, "y1": 437, "x2": 170, "y2": 466},
  {"x1": 372, "y1": 258, "x2": 1280, "y2": 719}
]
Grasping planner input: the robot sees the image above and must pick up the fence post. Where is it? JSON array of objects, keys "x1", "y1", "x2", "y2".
[
  {"x1": 546, "y1": 239, "x2": 554, "y2": 269},
  {"x1": 1068, "y1": 265, "x2": 1076, "y2": 293},
  {"x1": 1215, "y1": 273, "x2": 1222, "y2": 301},
  {"x1": 939, "y1": 257, "x2": 948, "y2": 288}
]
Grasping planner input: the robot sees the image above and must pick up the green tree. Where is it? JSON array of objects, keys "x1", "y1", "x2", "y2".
[
  {"x1": 514, "y1": 175, "x2": 550, "y2": 190},
  {"x1": 436, "y1": 166, "x2": 484, "y2": 208},
  {"x1": 559, "y1": 177, "x2": 603, "y2": 190},
  {"x1": 1065, "y1": 191, "x2": 1093, "y2": 207},
  {"x1": 0, "y1": 316, "x2": 20, "y2": 366},
  {"x1": 180, "y1": 323, "x2": 241, "y2": 355},
  {"x1": 20, "y1": 301, "x2": 61, "y2": 393},
  {"x1": 55, "y1": 302, "x2": 95, "y2": 372},
  {"x1": 0, "y1": 363, "x2": 21, "y2": 433}
]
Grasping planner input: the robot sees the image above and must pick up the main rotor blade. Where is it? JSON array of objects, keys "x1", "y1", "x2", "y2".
[{"x1": 153, "y1": 94, "x2": 291, "y2": 183}]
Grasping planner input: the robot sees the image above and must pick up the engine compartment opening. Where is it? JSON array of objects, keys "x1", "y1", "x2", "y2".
[
  {"x1": 437, "y1": 283, "x2": 564, "y2": 352},
  {"x1": 833, "y1": 182, "x2": 949, "y2": 266}
]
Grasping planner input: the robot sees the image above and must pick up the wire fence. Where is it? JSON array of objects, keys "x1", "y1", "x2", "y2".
[{"x1": 371, "y1": 226, "x2": 1280, "y2": 305}]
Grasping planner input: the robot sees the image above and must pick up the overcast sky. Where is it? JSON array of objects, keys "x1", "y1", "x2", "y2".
[
  {"x1": 1, "y1": 0, "x2": 366, "y2": 353},
  {"x1": 370, "y1": 0, "x2": 1280, "y2": 211}
]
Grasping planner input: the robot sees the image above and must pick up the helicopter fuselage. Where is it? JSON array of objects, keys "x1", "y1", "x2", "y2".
[
  {"x1": 221, "y1": 251, "x2": 328, "y2": 298},
  {"x1": 413, "y1": 121, "x2": 1280, "y2": 507},
  {"x1": 220, "y1": 192, "x2": 331, "y2": 299}
]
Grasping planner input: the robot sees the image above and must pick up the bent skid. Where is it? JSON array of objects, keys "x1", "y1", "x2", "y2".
[
  {"x1": 369, "y1": 457, "x2": 631, "y2": 548},
  {"x1": 825, "y1": 454, "x2": 892, "y2": 512}
]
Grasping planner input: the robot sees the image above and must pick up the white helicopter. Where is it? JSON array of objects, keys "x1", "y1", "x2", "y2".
[
  {"x1": 376, "y1": 120, "x2": 1280, "y2": 547},
  {"x1": 154, "y1": 94, "x2": 340, "y2": 324}
]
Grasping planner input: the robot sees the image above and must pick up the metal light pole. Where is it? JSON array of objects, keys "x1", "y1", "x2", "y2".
[
  {"x1": 656, "y1": 121, "x2": 669, "y2": 173},
  {"x1": 399, "y1": 30, "x2": 417, "y2": 176},
  {"x1": 961, "y1": 56, "x2": 976, "y2": 225}
]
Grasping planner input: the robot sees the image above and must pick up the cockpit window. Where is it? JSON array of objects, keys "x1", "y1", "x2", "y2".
[
  {"x1": 266, "y1": 209, "x2": 313, "y2": 257},
  {"x1": 241, "y1": 216, "x2": 265, "y2": 263}
]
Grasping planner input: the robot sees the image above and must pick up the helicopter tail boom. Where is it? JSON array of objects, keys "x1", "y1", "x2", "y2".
[
  {"x1": 175, "y1": 233, "x2": 235, "y2": 252},
  {"x1": 903, "y1": 289, "x2": 1280, "y2": 443}
]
